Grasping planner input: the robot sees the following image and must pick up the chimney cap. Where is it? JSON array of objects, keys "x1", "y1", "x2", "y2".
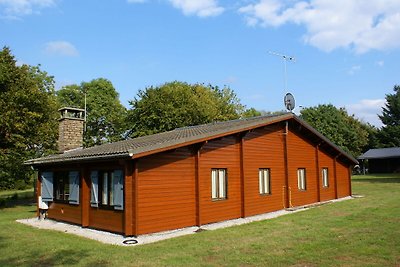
[
  {"x1": 58, "y1": 107, "x2": 85, "y2": 112},
  {"x1": 58, "y1": 107, "x2": 85, "y2": 121}
]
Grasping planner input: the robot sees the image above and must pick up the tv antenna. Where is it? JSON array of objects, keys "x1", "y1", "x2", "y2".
[
  {"x1": 269, "y1": 51, "x2": 296, "y2": 112},
  {"x1": 269, "y1": 51, "x2": 295, "y2": 93}
]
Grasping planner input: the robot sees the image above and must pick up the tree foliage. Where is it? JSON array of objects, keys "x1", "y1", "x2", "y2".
[
  {"x1": 127, "y1": 81, "x2": 245, "y2": 137},
  {"x1": 0, "y1": 47, "x2": 58, "y2": 189},
  {"x1": 57, "y1": 78, "x2": 127, "y2": 147},
  {"x1": 300, "y1": 104, "x2": 372, "y2": 157},
  {"x1": 377, "y1": 85, "x2": 400, "y2": 147},
  {"x1": 242, "y1": 108, "x2": 262, "y2": 118}
]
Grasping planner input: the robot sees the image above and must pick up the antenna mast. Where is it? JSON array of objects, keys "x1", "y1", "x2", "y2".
[
  {"x1": 84, "y1": 92, "x2": 87, "y2": 132},
  {"x1": 268, "y1": 51, "x2": 295, "y2": 93}
]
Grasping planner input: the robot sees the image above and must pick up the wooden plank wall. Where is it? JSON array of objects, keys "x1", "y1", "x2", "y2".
[
  {"x1": 199, "y1": 136, "x2": 241, "y2": 225},
  {"x1": 243, "y1": 125, "x2": 286, "y2": 216},
  {"x1": 48, "y1": 202, "x2": 81, "y2": 225},
  {"x1": 89, "y1": 208, "x2": 124, "y2": 233},
  {"x1": 137, "y1": 147, "x2": 196, "y2": 235},
  {"x1": 287, "y1": 130, "x2": 318, "y2": 207},
  {"x1": 336, "y1": 160, "x2": 351, "y2": 198},
  {"x1": 318, "y1": 149, "x2": 336, "y2": 201}
]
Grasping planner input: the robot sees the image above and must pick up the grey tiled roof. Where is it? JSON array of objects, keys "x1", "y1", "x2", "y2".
[
  {"x1": 25, "y1": 113, "x2": 357, "y2": 166},
  {"x1": 358, "y1": 147, "x2": 400, "y2": 159}
]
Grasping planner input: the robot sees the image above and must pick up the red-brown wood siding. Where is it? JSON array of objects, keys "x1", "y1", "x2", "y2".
[
  {"x1": 48, "y1": 202, "x2": 81, "y2": 225},
  {"x1": 287, "y1": 130, "x2": 318, "y2": 207},
  {"x1": 199, "y1": 136, "x2": 241, "y2": 225},
  {"x1": 336, "y1": 160, "x2": 351, "y2": 198},
  {"x1": 124, "y1": 160, "x2": 134, "y2": 236},
  {"x1": 243, "y1": 125, "x2": 287, "y2": 216},
  {"x1": 81, "y1": 167, "x2": 90, "y2": 227},
  {"x1": 318, "y1": 149, "x2": 336, "y2": 201},
  {"x1": 137, "y1": 147, "x2": 196, "y2": 235},
  {"x1": 89, "y1": 208, "x2": 124, "y2": 233}
]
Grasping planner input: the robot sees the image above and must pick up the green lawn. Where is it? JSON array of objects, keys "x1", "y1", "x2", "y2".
[{"x1": 0, "y1": 174, "x2": 399, "y2": 266}]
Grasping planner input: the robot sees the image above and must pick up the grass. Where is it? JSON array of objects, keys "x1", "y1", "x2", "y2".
[{"x1": 0, "y1": 174, "x2": 399, "y2": 266}]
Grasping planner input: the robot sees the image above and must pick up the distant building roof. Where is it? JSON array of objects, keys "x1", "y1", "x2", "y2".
[
  {"x1": 25, "y1": 113, "x2": 358, "y2": 166},
  {"x1": 358, "y1": 147, "x2": 400, "y2": 160}
]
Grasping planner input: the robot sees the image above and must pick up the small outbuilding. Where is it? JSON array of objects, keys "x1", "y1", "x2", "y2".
[
  {"x1": 25, "y1": 108, "x2": 357, "y2": 236},
  {"x1": 358, "y1": 147, "x2": 400, "y2": 173}
]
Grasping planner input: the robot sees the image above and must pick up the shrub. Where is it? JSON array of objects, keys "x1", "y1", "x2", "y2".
[{"x1": 0, "y1": 198, "x2": 6, "y2": 208}]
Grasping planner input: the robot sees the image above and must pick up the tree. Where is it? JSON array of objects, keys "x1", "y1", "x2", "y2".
[
  {"x1": 127, "y1": 81, "x2": 245, "y2": 137},
  {"x1": 377, "y1": 85, "x2": 400, "y2": 147},
  {"x1": 0, "y1": 47, "x2": 58, "y2": 189},
  {"x1": 57, "y1": 78, "x2": 127, "y2": 147},
  {"x1": 300, "y1": 104, "x2": 371, "y2": 157},
  {"x1": 242, "y1": 108, "x2": 262, "y2": 118}
]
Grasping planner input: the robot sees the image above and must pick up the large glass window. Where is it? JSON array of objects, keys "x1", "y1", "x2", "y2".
[
  {"x1": 211, "y1": 169, "x2": 227, "y2": 200},
  {"x1": 259, "y1": 168, "x2": 271, "y2": 195},
  {"x1": 52, "y1": 171, "x2": 79, "y2": 204},
  {"x1": 91, "y1": 170, "x2": 124, "y2": 210}
]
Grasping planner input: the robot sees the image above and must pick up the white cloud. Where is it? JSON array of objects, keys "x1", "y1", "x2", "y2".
[
  {"x1": 44, "y1": 41, "x2": 79, "y2": 57},
  {"x1": 376, "y1": 60, "x2": 384, "y2": 67},
  {"x1": 239, "y1": 0, "x2": 400, "y2": 53},
  {"x1": 348, "y1": 65, "x2": 361, "y2": 75},
  {"x1": 168, "y1": 0, "x2": 224, "y2": 17},
  {"x1": 0, "y1": 0, "x2": 55, "y2": 19},
  {"x1": 346, "y1": 99, "x2": 385, "y2": 127}
]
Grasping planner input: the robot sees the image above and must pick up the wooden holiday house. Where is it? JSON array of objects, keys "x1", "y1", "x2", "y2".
[{"x1": 25, "y1": 108, "x2": 357, "y2": 236}]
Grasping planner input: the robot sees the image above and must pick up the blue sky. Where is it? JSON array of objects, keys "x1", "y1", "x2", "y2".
[{"x1": 1, "y1": 0, "x2": 399, "y2": 127}]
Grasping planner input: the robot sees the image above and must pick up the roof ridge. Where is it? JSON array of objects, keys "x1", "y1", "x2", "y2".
[{"x1": 172, "y1": 113, "x2": 287, "y2": 131}]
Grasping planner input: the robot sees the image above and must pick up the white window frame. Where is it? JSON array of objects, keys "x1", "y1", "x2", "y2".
[
  {"x1": 259, "y1": 168, "x2": 271, "y2": 195},
  {"x1": 322, "y1": 168, "x2": 329, "y2": 188},
  {"x1": 297, "y1": 168, "x2": 306, "y2": 191},
  {"x1": 211, "y1": 169, "x2": 227, "y2": 200}
]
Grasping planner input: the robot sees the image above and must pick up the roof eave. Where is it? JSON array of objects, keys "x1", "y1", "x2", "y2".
[{"x1": 25, "y1": 152, "x2": 131, "y2": 167}]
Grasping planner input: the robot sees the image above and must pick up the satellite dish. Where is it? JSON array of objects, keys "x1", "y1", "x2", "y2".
[{"x1": 284, "y1": 93, "x2": 295, "y2": 112}]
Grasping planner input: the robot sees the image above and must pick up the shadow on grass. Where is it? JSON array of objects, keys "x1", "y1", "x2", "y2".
[
  {"x1": 353, "y1": 178, "x2": 400, "y2": 183},
  {"x1": 1, "y1": 197, "x2": 35, "y2": 209},
  {"x1": 0, "y1": 249, "x2": 91, "y2": 266}
]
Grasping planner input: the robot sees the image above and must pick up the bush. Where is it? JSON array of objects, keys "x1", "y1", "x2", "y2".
[
  {"x1": 0, "y1": 198, "x2": 6, "y2": 209},
  {"x1": 14, "y1": 180, "x2": 28, "y2": 190}
]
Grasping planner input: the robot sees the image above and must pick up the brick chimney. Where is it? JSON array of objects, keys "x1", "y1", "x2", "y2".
[{"x1": 58, "y1": 107, "x2": 85, "y2": 153}]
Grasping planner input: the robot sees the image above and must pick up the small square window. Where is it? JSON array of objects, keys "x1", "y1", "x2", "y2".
[
  {"x1": 297, "y1": 168, "x2": 306, "y2": 190},
  {"x1": 322, "y1": 168, "x2": 329, "y2": 188},
  {"x1": 211, "y1": 169, "x2": 227, "y2": 200},
  {"x1": 259, "y1": 168, "x2": 271, "y2": 195}
]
